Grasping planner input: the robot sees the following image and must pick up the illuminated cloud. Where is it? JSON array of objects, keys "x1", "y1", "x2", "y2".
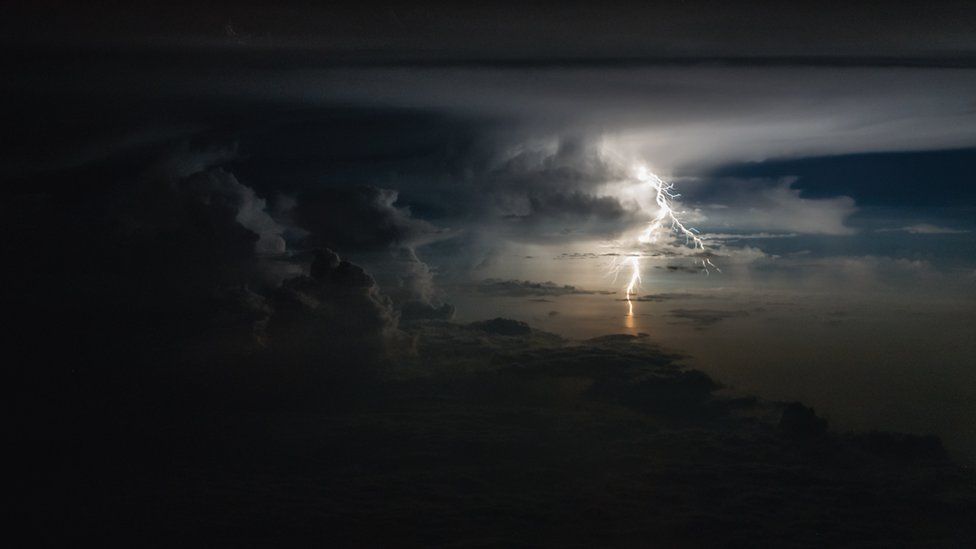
[{"x1": 686, "y1": 178, "x2": 858, "y2": 235}]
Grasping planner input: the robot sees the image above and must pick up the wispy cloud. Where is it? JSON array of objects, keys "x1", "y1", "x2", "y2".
[
  {"x1": 876, "y1": 224, "x2": 970, "y2": 235},
  {"x1": 707, "y1": 232, "x2": 799, "y2": 240}
]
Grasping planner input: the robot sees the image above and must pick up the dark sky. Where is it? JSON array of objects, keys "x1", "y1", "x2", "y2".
[{"x1": 6, "y1": 1, "x2": 976, "y2": 60}]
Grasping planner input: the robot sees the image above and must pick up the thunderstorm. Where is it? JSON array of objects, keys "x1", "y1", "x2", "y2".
[{"x1": 613, "y1": 165, "x2": 719, "y2": 308}]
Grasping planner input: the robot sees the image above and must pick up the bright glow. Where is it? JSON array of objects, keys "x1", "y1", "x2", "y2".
[
  {"x1": 612, "y1": 165, "x2": 719, "y2": 302},
  {"x1": 624, "y1": 255, "x2": 642, "y2": 298}
]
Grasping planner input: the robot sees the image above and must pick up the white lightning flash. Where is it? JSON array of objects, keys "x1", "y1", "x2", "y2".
[{"x1": 613, "y1": 165, "x2": 718, "y2": 302}]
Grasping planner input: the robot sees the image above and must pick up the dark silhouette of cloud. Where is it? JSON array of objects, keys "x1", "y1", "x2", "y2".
[
  {"x1": 668, "y1": 308, "x2": 750, "y2": 328},
  {"x1": 256, "y1": 249, "x2": 397, "y2": 390},
  {"x1": 468, "y1": 317, "x2": 533, "y2": 336},
  {"x1": 473, "y1": 278, "x2": 615, "y2": 297},
  {"x1": 778, "y1": 402, "x2": 829, "y2": 437},
  {"x1": 295, "y1": 185, "x2": 449, "y2": 252},
  {"x1": 291, "y1": 185, "x2": 455, "y2": 308},
  {"x1": 620, "y1": 292, "x2": 706, "y2": 302},
  {"x1": 399, "y1": 300, "x2": 456, "y2": 324}
]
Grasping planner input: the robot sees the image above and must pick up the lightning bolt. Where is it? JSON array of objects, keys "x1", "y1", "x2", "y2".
[{"x1": 613, "y1": 165, "x2": 719, "y2": 305}]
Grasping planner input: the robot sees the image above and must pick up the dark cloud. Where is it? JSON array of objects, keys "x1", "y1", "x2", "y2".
[
  {"x1": 181, "y1": 167, "x2": 287, "y2": 254},
  {"x1": 473, "y1": 278, "x2": 615, "y2": 297},
  {"x1": 657, "y1": 264, "x2": 708, "y2": 274},
  {"x1": 620, "y1": 292, "x2": 706, "y2": 302},
  {"x1": 7, "y1": 138, "x2": 417, "y2": 410},
  {"x1": 27, "y1": 141, "x2": 282, "y2": 312},
  {"x1": 668, "y1": 308, "x2": 750, "y2": 329},
  {"x1": 556, "y1": 252, "x2": 600, "y2": 259},
  {"x1": 468, "y1": 317, "x2": 533, "y2": 336},
  {"x1": 294, "y1": 185, "x2": 449, "y2": 252},
  {"x1": 399, "y1": 300, "x2": 456, "y2": 324},
  {"x1": 263, "y1": 249, "x2": 396, "y2": 382},
  {"x1": 778, "y1": 402, "x2": 829, "y2": 437},
  {"x1": 356, "y1": 247, "x2": 445, "y2": 307},
  {"x1": 290, "y1": 185, "x2": 460, "y2": 306},
  {"x1": 501, "y1": 190, "x2": 633, "y2": 238}
]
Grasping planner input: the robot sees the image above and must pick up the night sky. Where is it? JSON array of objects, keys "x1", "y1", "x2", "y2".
[{"x1": 7, "y1": 2, "x2": 976, "y2": 545}]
